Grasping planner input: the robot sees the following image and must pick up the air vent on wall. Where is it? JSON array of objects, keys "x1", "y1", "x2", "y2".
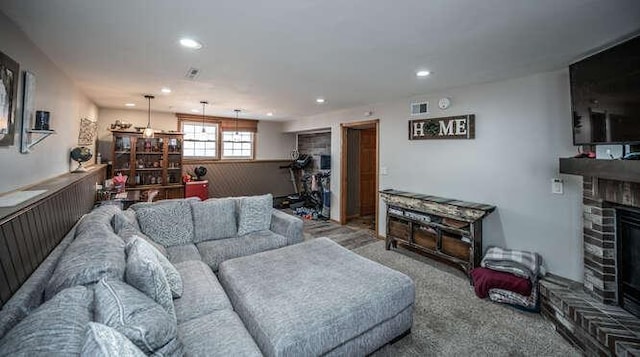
[
  {"x1": 185, "y1": 67, "x2": 200, "y2": 80},
  {"x1": 410, "y1": 101, "x2": 429, "y2": 116}
]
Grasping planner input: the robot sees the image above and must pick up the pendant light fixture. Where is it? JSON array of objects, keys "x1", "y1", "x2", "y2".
[
  {"x1": 233, "y1": 109, "x2": 241, "y2": 142},
  {"x1": 200, "y1": 100, "x2": 208, "y2": 135},
  {"x1": 143, "y1": 95, "x2": 155, "y2": 138}
]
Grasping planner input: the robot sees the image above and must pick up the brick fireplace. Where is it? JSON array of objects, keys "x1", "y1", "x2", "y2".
[
  {"x1": 582, "y1": 176, "x2": 640, "y2": 305},
  {"x1": 541, "y1": 161, "x2": 640, "y2": 356}
]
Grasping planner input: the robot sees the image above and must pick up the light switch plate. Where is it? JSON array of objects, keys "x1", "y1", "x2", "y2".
[
  {"x1": 380, "y1": 167, "x2": 388, "y2": 175},
  {"x1": 552, "y1": 178, "x2": 563, "y2": 194}
]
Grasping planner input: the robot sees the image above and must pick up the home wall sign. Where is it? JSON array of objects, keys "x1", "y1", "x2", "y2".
[{"x1": 408, "y1": 114, "x2": 475, "y2": 140}]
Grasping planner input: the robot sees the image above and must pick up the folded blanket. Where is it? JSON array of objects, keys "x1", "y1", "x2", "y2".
[
  {"x1": 470, "y1": 267, "x2": 532, "y2": 298},
  {"x1": 488, "y1": 282, "x2": 539, "y2": 312},
  {"x1": 481, "y1": 247, "x2": 542, "y2": 280}
]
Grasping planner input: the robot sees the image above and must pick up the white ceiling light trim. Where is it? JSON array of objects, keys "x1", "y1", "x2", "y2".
[
  {"x1": 316, "y1": 98, "x2": 326, "y2": 103},
  {"x1": 416, "y1": 70, "x2": 431, "y2": 77},
  {"x1": 179, "y1": 38, "x2": 203, "y2": 49}
]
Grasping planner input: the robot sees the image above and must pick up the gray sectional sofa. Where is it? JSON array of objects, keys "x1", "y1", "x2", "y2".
[{"x1": 0, "y1": 194, "x2": 415, "y2": 356}]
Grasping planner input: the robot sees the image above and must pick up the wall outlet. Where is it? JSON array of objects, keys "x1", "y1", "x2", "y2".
[{"x1": 552, "y1": 178, "x2": 563, "y2": 194}]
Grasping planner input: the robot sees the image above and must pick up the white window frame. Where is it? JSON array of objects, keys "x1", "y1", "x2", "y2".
[
  {"x1": 182, "y1": 121, "x2": 219, "y2": 159},
  {"x1": 221, "y1": 131, "x2": 254, "y2": 159}
]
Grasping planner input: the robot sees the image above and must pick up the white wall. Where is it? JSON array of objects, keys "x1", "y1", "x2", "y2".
[
  {"x1": 255, "y1": 121, "x2": 295, "y2": 160},
  {"x1": 283, "y1": 69, "x2": 584, "y2": 281},
  {"x1": 97, "y1": 108, "x2": 295, "y2": 161},
  {"x1": 0, "y1": 11, "x2": 98, "y2": 194},
  {"x1": 96, "y1": 108, "x2": 177, "y2": 160}
]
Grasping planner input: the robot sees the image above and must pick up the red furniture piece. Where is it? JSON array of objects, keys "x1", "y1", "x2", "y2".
[{"x1": 185, "y1": 180, "x2": 209, "y2": 201}]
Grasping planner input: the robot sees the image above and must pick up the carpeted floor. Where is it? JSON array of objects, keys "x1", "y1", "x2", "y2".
[{"x1": 298, "y1": 216, "x2": 580, "y2": 356}]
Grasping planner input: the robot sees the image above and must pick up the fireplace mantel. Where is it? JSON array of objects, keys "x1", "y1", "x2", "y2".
[{"x1": 559, "y1": 157, "x2": 640, "y2": 183}]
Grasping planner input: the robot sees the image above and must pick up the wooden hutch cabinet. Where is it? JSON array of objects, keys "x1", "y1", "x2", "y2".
[
  {"x1": 380, "y1": 189, "x2": 495, "y2": 276},
  {"x1": 111, "y1": 130, "x2": 184, "y2": 200}
]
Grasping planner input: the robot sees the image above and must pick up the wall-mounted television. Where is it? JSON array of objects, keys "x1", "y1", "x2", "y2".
[{"x1": 571, "y1": 35, "x2": 640, "y2": 145}]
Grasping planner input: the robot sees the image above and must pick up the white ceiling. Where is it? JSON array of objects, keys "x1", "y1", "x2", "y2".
[{"x1": 1, "y1": 0, "x2": 639, "y2": 120}]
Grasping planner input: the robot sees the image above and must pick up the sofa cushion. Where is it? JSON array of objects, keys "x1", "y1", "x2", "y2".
[
  {"x1": 94, "y1": 278, "x2": 179, "y2": 355},
  {"x1": 82, "y1": 322, "x2": 146, "y2": 357},
  {"x1": 270, "y1": 210, "x2": 304, "y2": 245},
  {"x1": 178, "y1": 310, "x2": 262, "y2": 357},
  {"x1": 196, "y1": 230, "x2": 288, "y2": 271},
  {"x1": 237, "y1": 194, "x2": 273, "y2": 236},
  {"x1": 45, "y1": 223, "x2": 125, "y2": 300},
  {"x1": 166, "y1": 243, "x2": 202, "y2": 264},
  {"x1": 0, "y1": 286, "x2": 93, "y2": 356},
  {"x1": 115, "y1": 212, "x2": 168, "y2": 258},
  {"x1": 112, "y1": 209, "x2": 139, "y2": 232},
  {"x1": 75, "y1": 204, "x2": 121, "y2": 236},
  {"x1": 134, "y1": 200, "x2": 195, "y2": 247},
  {"x1": 128, "y1": 236, "x2": 182, "y2": 298},
  {"x1": 217, "y1": 238, "x2": 415, "y2": 357},
  {"x1": 125, "y1": 239, "x2": 176, "y2": 321},
  {"x1": 129, "y1": 196, "x2": 200, "y2": 211},
  {"x1": 173, "y1": 260, "x2": 232, "y2": 323},
  {"x1": 191, "y1": 198, "x2": 237, "y2": 242}
]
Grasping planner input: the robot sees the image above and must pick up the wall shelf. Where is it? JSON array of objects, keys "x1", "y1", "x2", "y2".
[{"x1": 20, "y1": 128, "x2": 55, "y2": 153}]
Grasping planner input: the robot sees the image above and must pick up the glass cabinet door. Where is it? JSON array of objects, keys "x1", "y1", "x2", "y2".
[
  {"x1": 134, "y1": 137, "x2": 164, "y2": 186},
  {"x1": 167, "y1": 137, "x2": 183, "y2": 185},
  {"x1": 113, "y1": 134, "x2": 132, "y2": 184}
]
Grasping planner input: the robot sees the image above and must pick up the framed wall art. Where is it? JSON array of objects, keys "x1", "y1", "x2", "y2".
[{"x1": 0, "y1": 50, "x2": 19, "y2": 146}]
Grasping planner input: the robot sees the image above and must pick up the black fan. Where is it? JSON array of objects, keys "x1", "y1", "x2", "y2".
[{"x1": 194, "y1": 166, "x2": 207, "y2": 181}]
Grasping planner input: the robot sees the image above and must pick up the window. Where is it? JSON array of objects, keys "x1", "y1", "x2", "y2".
[
  {"x1": 222, "y1": 131, "x2": 254, "y2": 159},
  {"x1": 176, "y1": 113, "x2": 258, "y2": 161},
  {"x1": 182, "y1": 122, "x2": 218, "y2": 158}
]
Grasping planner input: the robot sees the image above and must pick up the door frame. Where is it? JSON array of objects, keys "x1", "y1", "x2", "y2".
[{"x1": 340, "y1": 119, "x2": 379, "y2": 234}]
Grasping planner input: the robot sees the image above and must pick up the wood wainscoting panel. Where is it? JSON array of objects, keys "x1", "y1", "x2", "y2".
[
  {"x1": 0, "y1": 165, "x2": 106, "y2": 307},
  {"x1": 183, "y1": 160, "x2": 293, "y2": 198}
]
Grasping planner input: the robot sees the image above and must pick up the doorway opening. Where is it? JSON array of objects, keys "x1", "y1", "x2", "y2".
[{"x1": 340, "y1": 120, "x2": 379, "y2": 235}]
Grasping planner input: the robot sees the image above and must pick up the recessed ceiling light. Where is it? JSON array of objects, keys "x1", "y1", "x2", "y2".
[
  {"x1": 125, "y1": 103, "x2": 135, "y2": 107},
  {"x1": 180, "y1": 38, "x2": 203, "y2": 49},
  {"x1": 266, "y1": 112, "x2": 273, "y2": 117},
  {"x1": 416, "y1": 70, "x2": 431, "y2": 77},
  {"x1": 316, "y1": 98, "x2": 326, "y2": 103},
  {"x1": 191, "y1": 109, "x2": 200, "y2": 113},
  {"x1": 161, "y1": 87, "x2": 171, "y2": 94}
]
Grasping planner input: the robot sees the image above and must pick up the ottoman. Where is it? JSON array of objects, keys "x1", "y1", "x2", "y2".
[{"x1": 218, "y1": 237, "x2": 415, "y2": 357}]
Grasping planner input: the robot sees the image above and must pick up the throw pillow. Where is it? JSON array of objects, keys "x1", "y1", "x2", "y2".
[
  {"x1": 116, "y1": 214, "x2": 168, "y2": 258},
  {"x1": 45, "y1": 224, "x2": 125, "y2": 300},
  {"x1": 112, "y1": 210, "x2": 140, "y2": 233},
  {"x1": 127, "y1": 236, "x2": 183, "y2": 298},
  {"x1": 93, "y1": 278, "x2": 179, "y2": 354},
  {"x1": 125, "y1": 239, "x2": 176, "y2": 320},
  {"x1": 237, "y1": 194, "x2": 273, "y2": 236},
  {"x1": 0, "y1": 286, "x2": 93, "y2": 355},
  {"x1": 82, "y1": 322, "x2": 146, "y2": 357},
  {"x1": 191, "y1": 198, "x2": 237, "y2": 242},
  {"x1": 134, "y1": 200, "x2": 195, "y2": 247}
]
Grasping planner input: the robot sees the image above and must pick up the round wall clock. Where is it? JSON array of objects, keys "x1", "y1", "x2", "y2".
[{"x1": 438, "y1": 97, "x2": 451, "y2": 110}]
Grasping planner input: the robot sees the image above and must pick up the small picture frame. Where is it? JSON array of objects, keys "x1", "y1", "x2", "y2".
[{"x1": 0, "y1": 50, "x2": 19, "y2": 146}]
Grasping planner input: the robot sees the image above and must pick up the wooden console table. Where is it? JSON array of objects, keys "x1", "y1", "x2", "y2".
[{"x1": 380, "y1": 189, "x2": 495, "y2": 276}]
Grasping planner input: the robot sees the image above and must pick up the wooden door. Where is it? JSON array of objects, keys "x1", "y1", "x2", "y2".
[{"x1": 359, "y1": 128, "x2": 376, "y2": 216}]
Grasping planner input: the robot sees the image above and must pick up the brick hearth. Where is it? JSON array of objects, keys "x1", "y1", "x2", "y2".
[{"x1": 540, "y1": 175, "x2": 640, "y2": 356}]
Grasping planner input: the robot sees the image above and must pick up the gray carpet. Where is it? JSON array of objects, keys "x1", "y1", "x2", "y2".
[
  {"x1": 354, "y1": 242, "x2": 580, "y2": 356},
  {"x1": 297, "y1": 217, "x2": 580, "y2": 356}
]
